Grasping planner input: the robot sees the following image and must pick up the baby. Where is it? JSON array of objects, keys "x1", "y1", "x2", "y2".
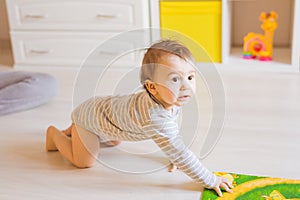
[{"x1": 46, "y1": 39, "x2": 233, "y2": 197}]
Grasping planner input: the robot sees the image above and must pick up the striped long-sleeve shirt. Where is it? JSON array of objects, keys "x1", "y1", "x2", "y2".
[{"x1": 72, "y1": 91, "x2": 217, "y2": 188}]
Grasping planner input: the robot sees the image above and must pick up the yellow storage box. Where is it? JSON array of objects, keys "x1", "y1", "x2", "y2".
[{"x1": 160, "y1": 0, "x2": 222, "y2": 62}]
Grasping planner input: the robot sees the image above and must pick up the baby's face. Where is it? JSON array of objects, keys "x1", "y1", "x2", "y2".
[{"x1": 153, "y1": 54, "x2": 196, "y2": 109}]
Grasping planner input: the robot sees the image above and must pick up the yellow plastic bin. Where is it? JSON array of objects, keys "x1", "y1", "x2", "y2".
[{"x1": 160, "y1": 0, "x2": 222, "y2": 62}]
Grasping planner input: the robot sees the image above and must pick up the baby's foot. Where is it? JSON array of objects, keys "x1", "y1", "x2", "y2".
[
  {"x1": 46, "y1": 126, "x2": 59, "y2": 151},
  {"x1": 101, "y1": 140, "x2": 121, "y2": 147}
]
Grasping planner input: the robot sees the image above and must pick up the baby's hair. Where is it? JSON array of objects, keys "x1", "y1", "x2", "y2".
[{"x1": 140, "y1": 39, "x2": 195, "y2": 86}]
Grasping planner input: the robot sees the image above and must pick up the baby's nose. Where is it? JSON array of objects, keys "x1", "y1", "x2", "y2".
[{"x1": 180, "y1": 78, "x2": 191, "y2": 90}]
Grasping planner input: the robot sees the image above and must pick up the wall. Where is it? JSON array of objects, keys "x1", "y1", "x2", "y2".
[{"x1": 231, "y1": 0, "x2": 293, "y2": 47}]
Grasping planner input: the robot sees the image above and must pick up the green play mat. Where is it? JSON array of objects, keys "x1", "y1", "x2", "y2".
[{"x1": 202, "y1": 173, "x2": 300, "y2": 200}]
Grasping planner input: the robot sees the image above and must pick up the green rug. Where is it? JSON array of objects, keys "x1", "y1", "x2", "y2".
[{"x1": 202, "y1": 172, "x2": 300, "y2": 200}]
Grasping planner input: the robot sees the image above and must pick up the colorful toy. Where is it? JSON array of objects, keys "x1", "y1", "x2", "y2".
[{"x1": 242, "y1": 11, "x2": 278, "y2": 61}]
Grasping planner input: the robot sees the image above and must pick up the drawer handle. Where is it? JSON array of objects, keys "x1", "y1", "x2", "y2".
[
  {"x1": 29, "y1": 49, "x2": 51, "y2": 54},
  {"x1": 24, "y1": 14, "x2": 48, "y2": 19},
  {"x1": 96, "y1": 14, "x2": 119, "y2": 19}
]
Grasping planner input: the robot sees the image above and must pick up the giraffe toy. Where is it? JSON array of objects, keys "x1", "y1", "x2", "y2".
[{"x1": 242, "y1": 11, "x2": 278, "y2": 61}]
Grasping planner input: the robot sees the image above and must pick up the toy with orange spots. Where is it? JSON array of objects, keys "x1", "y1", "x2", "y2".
[{"x1": 242, "y1": 11, "x2": 278, "y2": 61}]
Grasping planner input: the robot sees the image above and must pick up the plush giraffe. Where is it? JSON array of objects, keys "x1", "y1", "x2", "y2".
[{"x1": 242, "y1": 11, "x2": 278, "y2": 61}]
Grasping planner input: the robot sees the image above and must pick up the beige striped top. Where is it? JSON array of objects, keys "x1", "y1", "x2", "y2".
[{"x1": 72, "y1": 91, "x2": 217, "y2": 188}]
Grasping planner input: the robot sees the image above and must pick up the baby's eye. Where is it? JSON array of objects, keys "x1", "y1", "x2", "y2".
[
  {"x1": 172, "y1": 77, "x2": 180, "y2": 82},
  {"x1": 188, "y1": 75, "x2": 195, "y2": 81}
]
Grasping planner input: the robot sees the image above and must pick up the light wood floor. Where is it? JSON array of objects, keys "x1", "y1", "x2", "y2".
[{"x1": 1, "y1": 51, "x2": 299, "y2": 199}]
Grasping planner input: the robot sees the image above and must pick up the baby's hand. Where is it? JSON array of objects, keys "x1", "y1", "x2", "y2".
[
  {"x1": 168, "y1": 163, "x2": 177, "y2": 172},
  {"x1": 213, "y1": 176, "x2": 234, "y2": 197}
]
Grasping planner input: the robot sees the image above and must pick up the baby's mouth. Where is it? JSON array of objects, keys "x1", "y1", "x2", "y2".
[{"x1": 177, "y1": 95, "x2": 191, "y2": 101}]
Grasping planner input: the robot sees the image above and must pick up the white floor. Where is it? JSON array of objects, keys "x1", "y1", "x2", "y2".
[{"x1": 1, "y1": 49, "x2": 300, "y2": 199}]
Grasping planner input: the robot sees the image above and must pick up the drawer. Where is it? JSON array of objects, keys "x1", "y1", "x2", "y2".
[
  {"x1": 10, "y1": 31, "x2": 141, "y2": 67},
  {"x1": 6, "y1": 0, "x2": 149, "y2": 31}
]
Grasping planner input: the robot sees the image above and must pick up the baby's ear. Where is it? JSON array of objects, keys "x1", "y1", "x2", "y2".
[{"x1": 145, "y1": 80, "x2": 157, "y2": 95}]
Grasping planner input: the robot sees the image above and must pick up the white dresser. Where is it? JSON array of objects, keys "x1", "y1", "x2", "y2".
[{"x1": 6, "y1": 0, "x2": 151, "y2": 68}]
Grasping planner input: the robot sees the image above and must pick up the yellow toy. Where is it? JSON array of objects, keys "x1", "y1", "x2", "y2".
[
  {"x1": 243, "y1": 11, "x2": 278, "y2": 61},
  {"x1": 262, "y1": 190, "x2": 300, "y2": 200}
]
